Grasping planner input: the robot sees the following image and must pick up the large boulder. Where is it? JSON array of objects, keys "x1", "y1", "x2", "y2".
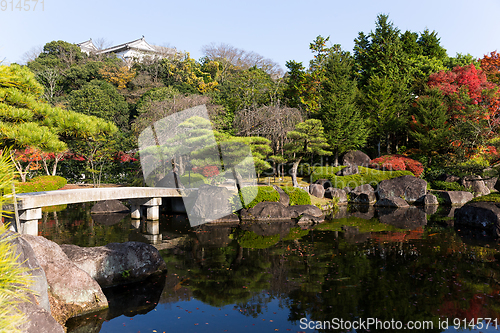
[
  {"x1": 240, "y1": 202, "x2": 293, "y2": 221},
  {"x1": 341, "y1": 150, "x2": 371, "y2": 167},
  {"x1": 288, "y1": 205, "x2": 323, "y2": 218},
  {"x1": 348, "y1": 184, "x2": 377, "y2": 204},
  {"x1": 455, "y1": 202, "x2": 500, "y2": 237},
  {"x1": 460, "y1": 175, "x2": 490, "y2": 197},
  {"x1": 60, "y1": 241, "x2": 167, "y2": 288},
  {"x1": 439, "y1": 191, "x2": 474, "y2": 205},
  {"x1": 309, "y1": 184, "x2": 325, "y2": 198},
  {"x1": 325, "y1": 187, "x2": 347, "y2": 205},
  {"x1": 376, "y1": 175, "x2": 427, "y2": 204},
  {"x1": 20, "y1": 235, "x2": 108, "y2": 323},
  {"x1": 415, "y1": 193, "x2": 439, "y2": 206},
  {"x1": 91, "y1": 200, "x2": 130, "y2": 214},
  {"x1": 17, "y1": 297, "x2": 65, "y2": 333},
  {"x1": 335, "y1": 165, "x2": 359, "y2": 176},
  {"x1": 8, "y1": 233, "x2": 50, "y2": 312},
  {"x1": 156, "y1": 171, "x2": 184, "y2": 188},
  {"x1": 5, "y1": 232, "x2": 65, "y2": 333},
  {"x1": 188, "y1": 184, "x2": 234, "y2": 225},
  {"x1": 374, "y1": 196, "x2": 410, "y2": 208},
  {"x1": 483, "y1": 176, "x2": 498, "y2": 191}
]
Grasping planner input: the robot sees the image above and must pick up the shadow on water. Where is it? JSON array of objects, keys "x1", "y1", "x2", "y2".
[{"x1": 39, "y1": 202, "x2": 500, "y2": 332}]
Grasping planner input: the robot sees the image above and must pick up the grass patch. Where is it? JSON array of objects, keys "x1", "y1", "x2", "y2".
[
  {"x1": 314, "y1": 217, "x2": 405, "y2": 233},
  {"x1": 15, "y1": 175, "x2": 67, "y2": 193},
  {"x1": 311, "y1": 166, "x2": 413, "y2": 189},
  {"x1": 279, "y1": 186, "x2": 311, "y2": 206},
  {"x1": 470, "y1": 192, "x2": 500, "y2": 203}
]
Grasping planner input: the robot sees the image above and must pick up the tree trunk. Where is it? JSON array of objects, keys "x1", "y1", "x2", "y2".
[
  {"x1": 232, "y1": 167, "x2": 243, "y2": 192},
  {"x1": 291, "y1": 158, "x2": 302, "y2": 187},
  {"x1": 334, "y1": 151, "x2": 339, "y2": 167}
]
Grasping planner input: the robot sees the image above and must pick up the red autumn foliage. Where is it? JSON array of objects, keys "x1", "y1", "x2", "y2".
[
  {"x1": 428, "y1": 64, "x2": 500, "y2": 124},
  {"x1": 370, "y1": 155, "x2": 424, "y2": 177},
  {"x1": 113, "y1": 151, "x2": 138, "y2": 163},
  {"x1": 192, "y1": 165, "x2": 220, "y2": 178}
]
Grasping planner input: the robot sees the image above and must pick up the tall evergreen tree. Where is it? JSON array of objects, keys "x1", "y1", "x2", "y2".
[
  {"x1": 319, "y1": 45, "x2": 369, "y2": 165},
  {"x1": 354, "y1": 14, "x2": 412, "y2": 155}
]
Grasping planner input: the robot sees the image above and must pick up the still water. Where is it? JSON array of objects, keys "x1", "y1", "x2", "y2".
[{"x1": 39, "y1": 203, "x2": 500, "y2": 332}]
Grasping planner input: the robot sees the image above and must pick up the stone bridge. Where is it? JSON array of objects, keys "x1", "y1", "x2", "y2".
[{"x1": 8, "y1": 187, "x2": 194, "y2": 235}]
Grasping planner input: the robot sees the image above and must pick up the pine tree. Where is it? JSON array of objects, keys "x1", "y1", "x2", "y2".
[
  {"x1": 319, "y1": 46, "x2": 369, "y2": 165},
  {"x1": 283, "y1": 119, "x2": 331, "y2": 187}
]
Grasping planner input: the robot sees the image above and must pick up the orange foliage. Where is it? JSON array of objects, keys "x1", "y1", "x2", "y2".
[
  {"x1": 99, "y1": 65, "x2": 136, "y2": 89},
  {"x1": 481, "y1": 51, "x2": 500, "y2": 84}
]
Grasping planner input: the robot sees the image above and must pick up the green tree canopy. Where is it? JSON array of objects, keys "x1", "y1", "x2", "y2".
[
  {"x1": 0, "y1": 64, "x2": 117, "y2": 152},
  {"x1": 319, "y1": 45, "x2": 369, "y2": 165},
  {"x1": 67, "y1": 79, "x2": 130, "y2": 131}
]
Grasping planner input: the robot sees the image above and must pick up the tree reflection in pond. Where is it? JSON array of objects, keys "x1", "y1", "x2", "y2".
[{"x1": 41, "y1": 204, "x2": 500, "y2": 332}]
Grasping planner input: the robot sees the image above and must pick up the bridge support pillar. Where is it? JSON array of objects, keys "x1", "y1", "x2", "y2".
[
  {"x1": 17, "y1": 208, "x2": 42, "y2": 235},
  {"x1": 128, "y1": 198, "x2": 162, "y2": 220}
]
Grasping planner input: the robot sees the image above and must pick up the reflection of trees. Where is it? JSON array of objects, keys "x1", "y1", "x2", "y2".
[
  {"x1": 163, "y1": 236, "x2": 272, "y2": 308},
  {"x1": 283, "y1": 227, "x2": 500, "y2": 332},
  {"x1": 39, "y1": 203, "x2": 133, "y2": 247}
]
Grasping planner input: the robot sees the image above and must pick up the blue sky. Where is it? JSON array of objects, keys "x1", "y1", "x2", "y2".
[{"x1": 1, "y1": 0, "x2": 500, "y2": 70}]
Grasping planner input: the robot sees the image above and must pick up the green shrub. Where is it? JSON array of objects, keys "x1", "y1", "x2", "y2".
[
  {"x1": 179, "y1": 173, "x2": 208, "y2": 186},
  {"x1": 430, "y1": 180, "x2": 472, "y2": 192},
  {"x1": 239, "y1": 186, "x2": 280, "y2": 209},
  {"x1": 16, "y1": 175, "x2": 67, "y2": 193},
  {"x1": 311, "y1": 166, "x2": 412, "y2": 189},
  {"x1": 280, "y1": 186, "x2": 311, "y2": 205}
]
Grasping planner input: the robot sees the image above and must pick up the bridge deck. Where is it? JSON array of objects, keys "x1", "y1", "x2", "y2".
[{"x1": 14, "y1": 187, "x2": 189, "y2": 210}]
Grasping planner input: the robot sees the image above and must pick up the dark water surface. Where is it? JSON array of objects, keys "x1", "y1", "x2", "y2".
[{"x1": 40, "y1": 203, "x2": 500, "y2": 332}]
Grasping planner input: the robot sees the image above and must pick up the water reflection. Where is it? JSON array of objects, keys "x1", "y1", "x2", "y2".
[{"x1": 40, "y1": 204, "x2": 500, "y2": 332}]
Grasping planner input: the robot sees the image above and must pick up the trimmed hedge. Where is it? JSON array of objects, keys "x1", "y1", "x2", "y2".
[
  {"x1": 311, "y1": 166, "x2": 413, "y2": 189},
  {"x1": 15, "y1": 176, "x2": 67, "y2": 193},
  {"x1": 280, "y1": 186, "x2": 311, "y2": 206},
  {"x1": 239, "y1": 186, "x2": 280, "y2": 209}
]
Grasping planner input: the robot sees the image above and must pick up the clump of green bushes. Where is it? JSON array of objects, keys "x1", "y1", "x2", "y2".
[
  {"x1": 280, "y1": 186, "x2": 311, "y2": 205},
  {"x1": 311, "y1": 166, "x2": 412, "y2": 189},
  {"x1": 429, "y1": 180, "x2": 471, "y2": 192},
  {"x1": 239, "y1": 186, "x2": 280, "y2": 209},
  {"x1": 16, "y1": 175, "x2": 67, "y2": 193}
]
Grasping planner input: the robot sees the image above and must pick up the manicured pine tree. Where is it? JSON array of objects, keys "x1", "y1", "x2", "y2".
[{"x1": 283, "y1": 119, "x2": 331, "y2": 187}]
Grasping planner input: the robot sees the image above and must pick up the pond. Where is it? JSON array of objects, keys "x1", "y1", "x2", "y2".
[{"x1": 39, "y1": 203, "x2": 500, "y2": 333}]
